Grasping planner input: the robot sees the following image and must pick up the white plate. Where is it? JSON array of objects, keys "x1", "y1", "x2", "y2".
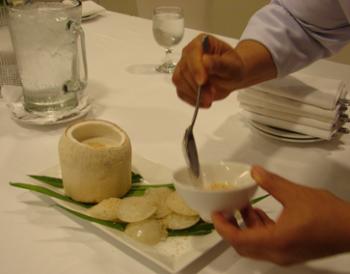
[
  {"x1": 82, "y1": 10, "x2": 106, "y2": 21},
  {"x1": 81, "y1": 1, "x2": 106, "y2": 21},
  {"x1": 32, "y1": 154, "x2": 223, "y2": 273},
  {"x1": 82, "y1": 12, "x2": 102, "y2": 21},
  {"x1": 250, "y1": 121, "x2": 316, "y2": 139},
  {"x1": 249, "y1": 121, "x2": 324, "y2": 143},
  {"x1": 9, "y1": 95, "x2": 91, "y2": 126}
]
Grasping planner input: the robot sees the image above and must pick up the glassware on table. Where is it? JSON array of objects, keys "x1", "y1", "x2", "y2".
[
  {"x1": 0, "y1": 51, "x2": 21, "y2": 87},
  {"x1": 0, "y1": 3, "x2": 21, "y2": 93},
  {"x1": 0, "y1": 4, "x2": 7, "y2": 26},
  {"x1": 152, "y1": 6, "x2": 184, "y2": 73},
  {"x1": 6, "y1": 0, "x2": 88, "y2": 115}
]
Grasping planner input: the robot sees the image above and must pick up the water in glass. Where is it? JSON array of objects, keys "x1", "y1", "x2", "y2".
[
  {"x1": 152, "y1": 6, "x2": 184, "y2": 73},
  {"x1": 8, "y1": 1, "x2": 85, "y2": 113}
]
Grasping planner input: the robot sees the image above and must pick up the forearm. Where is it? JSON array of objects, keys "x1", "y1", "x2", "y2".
[
  {"x1": 337, "y1": 200, "x2": 350, "y2": 253},
  {"x1": 239, "y1": 1, "x2": 348, "y2": 77},
  {"x1": 234, "y1": 39, "x2": 277, "y2": 89}
]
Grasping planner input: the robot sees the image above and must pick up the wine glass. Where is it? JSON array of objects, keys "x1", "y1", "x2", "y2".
[{"x1": 152, "y1": 6, "x2": 184, "y2": 73}]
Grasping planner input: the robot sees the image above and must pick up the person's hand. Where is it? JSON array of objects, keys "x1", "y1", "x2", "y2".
[
  {"x1": 172, "y1": 34, "x2": 277, "y2": 108},
  {"x1": 212, "y1": 166, "x2": 350, "y2": 265},
  {"x1": 172, "y1": 34, "x2": 243, "y2": 108}
]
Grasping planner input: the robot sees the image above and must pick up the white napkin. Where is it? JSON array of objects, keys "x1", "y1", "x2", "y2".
[
  {"x1": 251, "y1": 74, "x2": 348, "y2": 110},
  {"x1": 238, "y1": 74, "x2": 350, "y2": 140},
  {"x1": 237, "y1": 90, "x2": 340, "y2": 121},
  {"x1": 82, "y1": 1, "x2": 106, "y2": 17},
  {"x1": 240, "y1": 103, "x2": 337, "y2": 130},
  {"x1": 242, "y1": 110, "x2": 337, "y2": 140}
]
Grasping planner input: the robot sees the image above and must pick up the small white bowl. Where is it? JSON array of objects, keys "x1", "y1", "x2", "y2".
[{"x1": 173, "y1": 162, "x2": 257, "y2": 223}]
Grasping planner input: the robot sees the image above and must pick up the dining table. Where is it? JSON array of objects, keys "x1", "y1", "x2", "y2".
[{"x1": 1, "y1": 10, "x2": 350, "y2": 274}]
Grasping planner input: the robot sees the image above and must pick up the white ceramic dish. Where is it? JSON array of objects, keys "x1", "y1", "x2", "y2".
[
  {"x1": 173, "y1": 162, "x2": 257, "y2": 223},
  {"x1": 7, "y1": 93, "x2": 91, "y2": 126},
  {"x1": 249, "y1": 121, "x2": 323, "y2": 143},
  {"x1": 252, "y1": 127, "x2": 323, "y2": 143},
  {"x1": 32, "y1": 155, "x2": 222, "y2": 273},
  {"x1": 82, "y1": 12, "x2": 102, "y2": 21},
  {"x1": 250, "y1": 120, "x2": 316, "y2": 139}
]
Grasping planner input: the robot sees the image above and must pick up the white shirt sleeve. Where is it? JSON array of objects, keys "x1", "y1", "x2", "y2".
[{"x1": 240, "y1": 0, "x2": 350, "y2": 77}]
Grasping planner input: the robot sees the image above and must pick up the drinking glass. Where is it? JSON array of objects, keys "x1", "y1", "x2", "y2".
[
  {"x1": 0, "y1": 4, "x2": 7, "y2": 26},
  {"x1": 152, "y1": 6, "x2": 184, "y2": 73},
  {"x1": 6, "y1": 0, "x2": 88, "y2": 114},
  {"x1": 0, "y1": 3, "x2": 21, "y2": 91}
]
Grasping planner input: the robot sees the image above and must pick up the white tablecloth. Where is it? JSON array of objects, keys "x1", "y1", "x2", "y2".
[{"x1": 1, "y1": 11, "x2": 350, "y2": 274}]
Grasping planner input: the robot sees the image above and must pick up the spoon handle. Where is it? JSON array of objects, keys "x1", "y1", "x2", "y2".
[
  {"x1": 202, "y1": 35, "x2": 210, "y2": 53},
  {"x1": 189, "y1": 86, "x2": 202, "y2": 130},
  {"x1": 189, "y1": 35, "x2": 210, "y2": 130}
]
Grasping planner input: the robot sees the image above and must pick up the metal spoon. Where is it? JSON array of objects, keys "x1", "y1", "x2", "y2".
[{"x1": 183, "y1": 35, "x2": 210, "y2": 178}]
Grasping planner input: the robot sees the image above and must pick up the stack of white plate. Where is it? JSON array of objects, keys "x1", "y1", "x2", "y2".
[
  {"x1": 248, "y1": 120, "x2": 324, "y2": 143},
  {"x1": 238, "y1": 74, "x2": 350, "y2": 142}
]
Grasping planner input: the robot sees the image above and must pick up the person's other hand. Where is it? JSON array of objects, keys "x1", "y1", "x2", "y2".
[
  {"x1": 172, "y1": 34, "x2": 277, "y2": 108},
  {"x1": 212, "y1": 166, "x2": 350, "y2": 265}
]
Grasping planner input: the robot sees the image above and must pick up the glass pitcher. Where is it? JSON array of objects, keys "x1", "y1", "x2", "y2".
[{"x1": 6, "y1": 0, "x2": 88, "y2": 114}]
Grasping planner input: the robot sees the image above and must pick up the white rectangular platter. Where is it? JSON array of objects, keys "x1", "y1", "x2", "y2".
[{"x1": 28, "y1": 154, "x2": 223, "y2": 273}]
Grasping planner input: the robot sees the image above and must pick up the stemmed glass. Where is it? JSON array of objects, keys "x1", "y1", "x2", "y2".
[{"x1": 152, "y1": 6, "x2": 184, "y2": 73}]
